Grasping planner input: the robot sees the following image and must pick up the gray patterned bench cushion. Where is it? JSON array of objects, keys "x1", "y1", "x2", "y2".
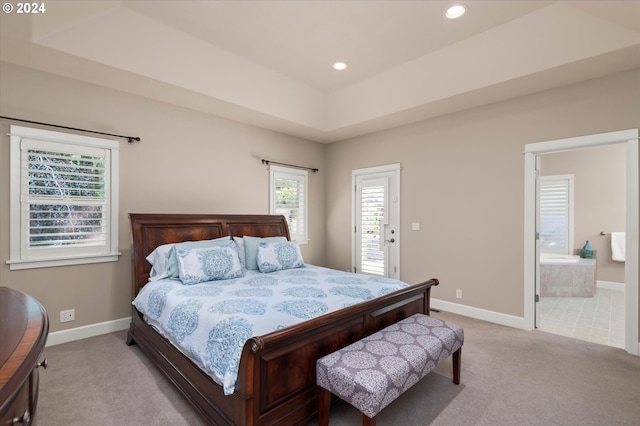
[{"x1": 316, "y1": 313, "x2": 464, "y2": 419}]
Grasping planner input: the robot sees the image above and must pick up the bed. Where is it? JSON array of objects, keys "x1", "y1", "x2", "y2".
[{"x1": 126, "y1": 213, "x2": 439, "y2": 425}]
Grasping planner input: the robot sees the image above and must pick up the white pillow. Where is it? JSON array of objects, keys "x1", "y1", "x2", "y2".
[
  {"x1": 146, "y1": 243, "x2": 175, "y2": 281},
  {"x1": 175, "y1": 241, "x2": 246, "y2": 285},
  {"x1": 256, "y1": 241, "x2": 305, "y2": 273}
]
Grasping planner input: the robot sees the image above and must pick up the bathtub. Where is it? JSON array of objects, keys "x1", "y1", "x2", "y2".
[
  {"x1": 539, "y1": 253, "x2": 581, "y2": 264},
  {"x1": 539, "y1": 253, "x2": 596, "y2": 297}
]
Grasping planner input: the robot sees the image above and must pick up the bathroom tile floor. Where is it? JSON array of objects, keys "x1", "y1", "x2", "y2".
[{"x1": 537, "y1": 288, "x2": 625, "y2": 349}]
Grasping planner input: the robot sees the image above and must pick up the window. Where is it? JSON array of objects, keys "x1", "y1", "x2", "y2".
[
  {"x1": 8, "y1": 125, "x2": 120, "y2": 269},
  {"x1": 269, "y1": 165, "x2": 308, "y2": 244},
  {"x1": 539, "y1": 175, "x2": 574, "y2": 255}
]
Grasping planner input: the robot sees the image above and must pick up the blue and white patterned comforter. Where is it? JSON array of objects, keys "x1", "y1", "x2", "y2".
[{"x1": 131, "y1": 265, "x2": 408, "y2": 395}]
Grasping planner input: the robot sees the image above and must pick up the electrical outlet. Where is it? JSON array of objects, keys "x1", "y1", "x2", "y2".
[
  {"x1": 60, "y1": 309, "x2": 75, "y2": 323},
  {"x1": 456, "y1": 289, "x2": 463, "y2": 299}
]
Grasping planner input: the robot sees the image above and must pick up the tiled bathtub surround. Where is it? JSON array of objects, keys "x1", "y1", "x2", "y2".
[{"x1": 540, "y1": 258, "x2": 596, "y2": 297}]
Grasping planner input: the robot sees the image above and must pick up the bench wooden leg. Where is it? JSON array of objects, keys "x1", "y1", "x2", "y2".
[
  {"x1": 452, "y1": 347, "x2": 462, "y2": 385},
  {"x1": 363, "y1": 413, "x2": 377, "y2": 426},
  {"x1": 318, "y1": 387, "x2": 331, "y2": 426}
]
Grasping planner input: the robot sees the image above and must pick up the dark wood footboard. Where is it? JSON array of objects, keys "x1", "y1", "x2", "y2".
[{"x1": 243, "y1": 278, "x2": 438, "y2": 425}]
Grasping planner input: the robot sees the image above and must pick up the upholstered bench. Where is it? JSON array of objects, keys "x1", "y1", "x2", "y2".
[{"x1": 316, "y1": 313, "x2": 464, "y2": 426}]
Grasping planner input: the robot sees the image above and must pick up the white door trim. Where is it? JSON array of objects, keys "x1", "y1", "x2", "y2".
[
  {"x1": 352, "y1": 163, "x2": 401, "y2": 277},
  {"x1": 524, "y1": 129, "x2": 639, "y2": 355}
]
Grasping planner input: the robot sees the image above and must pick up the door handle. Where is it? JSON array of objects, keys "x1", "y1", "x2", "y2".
[{"x1": 386, "y1": 229, "x2": 396, "y2": 243}]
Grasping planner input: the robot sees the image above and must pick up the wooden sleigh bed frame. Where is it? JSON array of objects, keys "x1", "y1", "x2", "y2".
[{"x1": 126, "y1": 213, "x2": 439, "y2": 425}]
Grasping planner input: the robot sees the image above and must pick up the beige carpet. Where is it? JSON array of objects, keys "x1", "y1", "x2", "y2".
[{"x1": 37, "y1": 311, "x2": 640, "y2": 425}]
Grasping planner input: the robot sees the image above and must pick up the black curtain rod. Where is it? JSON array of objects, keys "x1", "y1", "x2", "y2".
[
  {"x1": 1, "y1": 116, "x2": 141, "y2": 143},
  {"x1": 262, "y1": 159, "x2": 318, "y2": 173}
]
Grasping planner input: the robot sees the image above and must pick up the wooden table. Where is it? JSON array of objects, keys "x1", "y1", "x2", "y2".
[{"x1": 0, "y1": 287, "x2": 49, "y2": 425}]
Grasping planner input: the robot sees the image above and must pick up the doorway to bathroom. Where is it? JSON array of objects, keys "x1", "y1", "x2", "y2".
[
  {"x1": 524, "y1": 129, "x2": 638, "y2": 355},
  {"x1": 537, "y1": 146, "x2": 625, "y2": 348}
]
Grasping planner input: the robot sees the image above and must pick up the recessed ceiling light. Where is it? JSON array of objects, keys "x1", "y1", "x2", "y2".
[
  {"x1": 445, "y1": 4, "x2": 467, "y2": 19},
  {"x1": 333, "y1": 62, "x2": 347, "y2": 71}
]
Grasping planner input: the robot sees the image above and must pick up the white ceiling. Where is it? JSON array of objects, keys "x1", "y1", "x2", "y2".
[{"x1": 1, "y1": 1, "x2": 639, "y2": 142}]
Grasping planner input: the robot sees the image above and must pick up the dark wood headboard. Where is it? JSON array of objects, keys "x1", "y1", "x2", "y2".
[{"x1": 129, "y1": 214, "x2": 290, "y2": 296}]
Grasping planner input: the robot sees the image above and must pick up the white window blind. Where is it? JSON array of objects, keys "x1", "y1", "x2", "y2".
[
  {"x1": 359, "y1": 181, "x2": 386, "y2": 276},
  {"x1": 26, "y1": 142, "x2": 108, "y2": 248},
  {"x1": 539, "y1": 175, "x2": 574, "y2": 254},
  {"x1": 9, "y1": 125, "x2": 120, "y2": 269},
  {"x1": 269, "y1": 166, "x2": 308, "y2": 243}
]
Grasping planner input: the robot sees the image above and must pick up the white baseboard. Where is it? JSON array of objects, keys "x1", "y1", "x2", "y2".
[
  {"x1": 46, "y1": 317, "x2": 130, "y2": 347},
  {"x1": 596, "y1": 280, "x2": 625, "y2": 291},
  {"x1": 431, "y1": 298, "x2": 530, "y2": 331}
]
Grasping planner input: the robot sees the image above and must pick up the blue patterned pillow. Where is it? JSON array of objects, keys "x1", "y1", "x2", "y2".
[
  {"x1": 166, "y1": 236, "x2": 231, "y2": 279},
  {"x1": 175, "y1": 241, "x2": 246, "y2": 285},
  {"x1": 256, "y1": 241, "x2": 305, "y2": 273},
  {"x1": 243, "y1": 236, "x2": 288, "y2": 270}
]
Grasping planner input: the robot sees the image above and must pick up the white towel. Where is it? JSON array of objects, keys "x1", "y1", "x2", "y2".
[{"x1": 611, "y1": 232, "x2": 625, "y2": 262}]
